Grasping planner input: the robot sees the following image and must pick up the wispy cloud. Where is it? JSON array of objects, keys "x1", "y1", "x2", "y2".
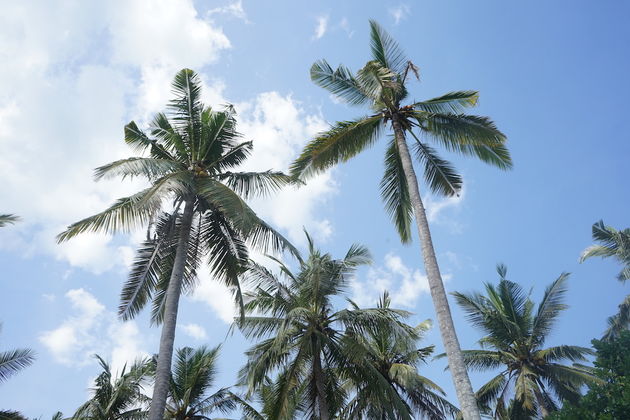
[
  {"x1": 313, "y1": 15, "x2": 329, "y2": 39},
  {"x1": 339, "y1": 17, "x2": 354, "y2": 38},
  {"x1": 181, "y1": 323, "x2": 208, "y2": 340},
  {"x1": 350, "y1": 253, "x2": 451, "y2": 309},
  {"x1": 208, "y1": 0, "x2": 250, "y2": 23},
  {"x1": 389, "y1": 4, "x2": 411, "y2": 25}
]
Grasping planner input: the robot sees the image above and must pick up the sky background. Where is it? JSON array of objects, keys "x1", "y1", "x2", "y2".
[{"x1": 1, "y1": 0, "x2": 629, "y2": 416}]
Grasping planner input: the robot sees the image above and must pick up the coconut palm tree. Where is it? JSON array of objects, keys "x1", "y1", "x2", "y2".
[
  {"x1": 341, "y1": 292, "x2": 457, "y2": 420},
  {"x1": 237, "y1": 233, "x2": 418, "y2": 420},
  {"x1": 57, "y1": 69, "x2": 297, "y2": 420},
  {"x1": 72, "y1": 355, "x2": 152, "y2": 420},
  {"x1": 580, "y1": 220, "x2": 630, "y2": 340},
  {"x1": 164, "y1": 346, "x2": 257, "y2": 420},
  {"x1": 450, "y1": 265, "x2": 598, "y2": 418},
  {"x1": 0, "y1": 215, "x2": 19, "y2": 228},
  {"x1": 290, "y1": 21, "x2": 511, "y2": 420}
]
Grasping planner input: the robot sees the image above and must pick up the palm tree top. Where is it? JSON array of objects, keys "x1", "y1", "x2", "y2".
[
  {"x1": 581, "y1": 219, "x2": 630, "y2": 282},
  {"x1": 450, "y1": 265, "x2": 597, "y2": 417},
  {"x1": 291, "y1": 21, "x2": 511, "y2": 243},
  {"x1": 0, "y1": 214, "x2": 20, "y2": 228}
]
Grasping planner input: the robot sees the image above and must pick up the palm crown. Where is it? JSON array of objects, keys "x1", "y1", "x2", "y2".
[
  {"x1": 58, "y1": 69, "x2": 297, "y2": 321},
  {"x1": 580, "y1": 220, "x2": 630, "y2": 340},
  {"x1": 291, "y1": 20, "x2": 511, "y2": 242},
  {"x1": 72, "y1": 355, "x2": 152, "y2": 420},
  {"x1": 165, "y1": 346, "x2": 254, "y2": 420},
  {"x1": 341, "y1": 293, "x2": 457, "y2": 420},
  {"x1": 451, "y1": 265, "x2": 597, "y2": 418},
  {"x1": 237, "y1": 233, "x2": 426, "y2": 420}
]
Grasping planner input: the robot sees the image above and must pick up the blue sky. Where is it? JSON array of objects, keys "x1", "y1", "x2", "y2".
[{"x1": 1, "y1": 0, "x2": 628, "y2": 416}]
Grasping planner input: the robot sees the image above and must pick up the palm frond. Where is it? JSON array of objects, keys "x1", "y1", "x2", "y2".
[
  {"x1": 412, "y1": 91, "x2": 479, "y2": 113},
  {"x1": 368, "y1": 19, "x2": 407, "y2": 74},
  {"x1": 310, "y1": 60, "x2": 370, "y2": 105},
  {"x1": 290, "y1": 114, "x2": 383, "y2": 179},
  {"x1": 415, "y1": 112, "x2": 512, "y2": 169},
  {"x1": 0, "y1": 214, "x2": 20, "y2": 227},
  {"x1": 411, "y1": 134, "x2": 462, "y2": 197},
  {"x1": 602, "y1": 294, "x2": 630, "y2": 341},
  {"x1": 218, "y1": 170, "x2": 295, "y2": 199},
  {"x1": 94, "y1": 157, "x2": 183, "y2": 181},
  {"x1": 380, "y1": 136, "x2": 413, "y2": 243},
  {"x1": 531, "y1": 272, "x2": 569, "y2": 346},
  {"x1": 0, "y1": 348, "x2": 35, "y2": 383}
]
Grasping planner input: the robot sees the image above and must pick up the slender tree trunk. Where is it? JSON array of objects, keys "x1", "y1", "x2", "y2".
[
  {"x1": 312, "y1": 342, "x2": 331, "y2": 420},
  {"x1": 392, "y1": 115, "x2": 481, "y2": 420},
  {"x1": 148, "y1": 198, "x2": 195, "y2": 420}
]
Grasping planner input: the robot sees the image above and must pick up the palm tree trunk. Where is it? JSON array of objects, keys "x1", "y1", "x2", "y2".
[
  {"x1": 312, "y1": 345, "x2": 331, "y2": 420},
  {"x1": 148, "y1": 198, "x2": 195, "y2": 420},
  {"x1": 392, "y1": 115, "x2": 481, "y2": 420}
]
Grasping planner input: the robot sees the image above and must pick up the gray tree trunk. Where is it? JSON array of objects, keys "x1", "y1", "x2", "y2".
[
  {"x1": 392, "y1": 116, "x2": 481, "y2": 420},
  {"x1": 148, "y1": 198, "x2": 195, "y2": 420}
]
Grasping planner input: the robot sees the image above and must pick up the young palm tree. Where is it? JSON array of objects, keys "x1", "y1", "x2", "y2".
[
  {"x1": 580, "y1": 220, "x2": 630, "y2": 340},
  {"x1": 237, "y1": 234, "x2": 417, "y2": 420},
  {"x1": 290, "y1": 21, "x2": 511, "y2": 420},
  {"x1": 57, "y1": 69, "x2": 297, "y2": 420},
  {"x1": 72, "y1": 355, "x2": 152, "y2": 420},
  {"x1": 164, "y1": 346, "x2": 256, "y2": 419},
  {"x1": 450, "y1": 265, "x2": 598, "y2": 418},
  {"x1": 0, "y1": 214, "x2": 19, "y2": 228},
  {"x1": 341, "y1": 292, "x2": 457, "y2": 420}
]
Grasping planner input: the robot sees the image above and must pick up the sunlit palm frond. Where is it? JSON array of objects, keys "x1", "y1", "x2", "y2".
[
  {"x1": 412, "y1": 91, "x2": 479, "y2": 113},
  {"x1": 368, "y1": 19, "x2": 408, "y2": 74},
  {"x1": 310, "y1": 59, "x2": 370, "y2": 105},
  {"x1": 290, "y1": 115, "x2": 384, "y2": 179}
]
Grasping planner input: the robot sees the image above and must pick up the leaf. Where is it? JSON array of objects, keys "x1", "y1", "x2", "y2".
[
  {"x1": 379, "y1": 136, "x2": 413, "y2": 243},
  {"x1": 310, "y1": 59, "x2": 369, "y2": 105},
  {"x1": 290, "y1": 115, "x2": 384, "y2": 179},
  {"x1": 412, "y1": 91, "x2": 479, "y2": 113},
  {"x1": 369, "y1": 20, "x2": 408, "y2": 74}
]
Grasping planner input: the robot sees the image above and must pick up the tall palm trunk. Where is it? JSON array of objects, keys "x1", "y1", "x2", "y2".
[
  {"x1": 148, "y1": 198, "x2": 195, "y2": 420},
  {"x1": 312, "y1": 343, "x2": 331, "y2": 420},
  {"x1": 392, "y1": 116, "x2": 481, "y2": 420}
]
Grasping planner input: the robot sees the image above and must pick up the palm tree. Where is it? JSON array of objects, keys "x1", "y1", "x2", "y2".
[
  {"x1": 580, "y1": 220, "x2": 630, "y2": 340},
  {"x1": 341, "y1": 292, "x2": 457, "y2": 420},
  {"x1": 290, "y1": 21, "x2": 511, "y2": 420},
  {"x1": 57, "y1": 69, "x2": 297, "y2": 420},
  {"x1": 0, "y1": 214, "x2": 19, "y2": 228},
  {"x1": 72, "y1": 355, "x2": 152, "y2": 420},
  {"x1": 450, "y1": 265, "x2": 597, "y2": 418},
  {"x1": 237, "y1": 233, "x2": 417, "y2": 420},
  {"x1": 164, "y1": 346, "x2": 256, "y2": 419}
]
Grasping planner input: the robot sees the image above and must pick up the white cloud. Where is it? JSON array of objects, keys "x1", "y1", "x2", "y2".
[
  {"x1": 350, "y1": 253, "x2": 451, "y2": 309},
  {"x1": 235, "y1": 92, "x2": 336, "y2": 244},
  {"x1": 389, "y1": 4, "x2": 411, "y2": 25},
  {"x1": 181, "y1": 323, "x2": 208, "y2": 340},
  {"x1": 313, "y1": 15, "x2": 329, "y2": 39},
  {"x1": 191, "y1": 270, "x2": 239, "y2": 324},
  {"x1": 39, "y1": 289, "x2": 148, "y2": 373},
  {"x1": 339, "y1": 17, "x2": 355, "y2": 38},
  {"x1": 423, "y1": 187, "x2": 466, "y2": 233},
  {"x1": 208, "y1": 0, "x2": 249, "y2": 23},
  {"x1": 0, "y1": 0, "x2": 233, "y2": 274}
]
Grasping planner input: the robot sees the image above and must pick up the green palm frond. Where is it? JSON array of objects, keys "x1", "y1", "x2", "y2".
[
  {"x1": 310, "y1": 60, "x2": 370, "y2": 106},
  {"x1": 412, "y1": 91, "x2": 479, "y2": 113},
  {"x1": 380, "y1": 137, "x2": 413, "y2": 243},
  {"x1": 57, "y1": 172, "x2": 190, "y2": 242},
  {"x1": 603, "y1": 294, "x2": 630, "y2": 341},
  {"x1": 291, "y1": 115, "x2": 384, "y2": 179},
  {"x1": 415, "y1": 112, "x2": 512, "y2": 169},
  {"x1": 0, "y1": 348, "x2": 35, "y2": 383},
  {"x1": 218, "y1": 171, "x2": 295, "y2": 199},
  {"x1": 531, "y1": 272, "x2": 569, "y2": 345},
  {"x1": 94, "y1": 157, "x2": 183, "y2": 181},
  {"x1": 411, "y1": 134, "x2": 463, "y2": 197},
  {"x1": 0, "y1": 214, "x2": 20, "y2": 228},
  {"x1": 536, "y1": 345, "x2": 593, "y2": 363},
  {"x1": 368, "y1": 19, "x2": 408, "y2": 74}
]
